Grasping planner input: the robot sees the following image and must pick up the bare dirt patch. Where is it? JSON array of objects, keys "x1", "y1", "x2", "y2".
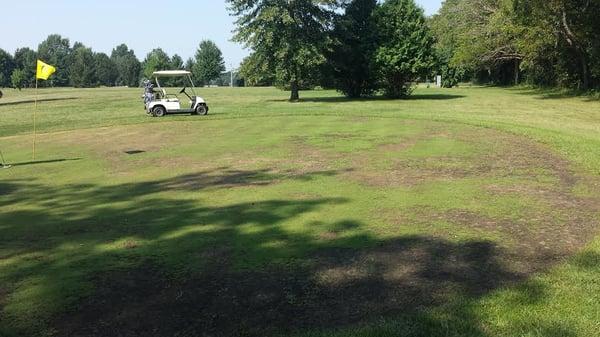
[
  {"x1": 284, "y1": 136, "x2": 346, "y2": 174},
  {"x1": 412, "y1": 206, "x2": 599, "y2": 273},
  {"x1": 346, "y1": 126, "x2": 582, "y2": 187}
]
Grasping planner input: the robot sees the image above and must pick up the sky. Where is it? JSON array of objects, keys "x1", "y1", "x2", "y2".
[{"x1": 1, "y1": 0, "x2": 443, "y2": 70}]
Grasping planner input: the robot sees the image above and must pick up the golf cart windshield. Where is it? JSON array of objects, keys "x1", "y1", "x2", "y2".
[{"x1": 152, "y1": 71, "x2": 197, "y2": 96}]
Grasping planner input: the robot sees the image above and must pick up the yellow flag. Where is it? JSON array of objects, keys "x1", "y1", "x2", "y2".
[{"x1": 36, "y1": 60, "x2": 56, "y2": 80}]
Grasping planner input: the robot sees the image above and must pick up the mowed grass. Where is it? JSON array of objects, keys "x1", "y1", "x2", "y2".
[{"x1": 0, "y1": 86, "x2": 599, "y2": 336}]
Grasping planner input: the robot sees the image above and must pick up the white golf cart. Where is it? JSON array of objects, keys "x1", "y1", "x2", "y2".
[{"x1": 144, "y1": 70, "x2": 209, "y2": 117}]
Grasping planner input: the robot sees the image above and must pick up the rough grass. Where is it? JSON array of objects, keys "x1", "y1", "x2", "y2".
[{"x1": 0, "y1": 86, "x2": 599, "y2": 337}]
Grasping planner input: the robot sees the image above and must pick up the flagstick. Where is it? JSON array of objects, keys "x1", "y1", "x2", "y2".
[
  {"x1": 33, "y1": 78, "x2": 38, "y2": 161},
  {"x1": 0, "y1": 148, "x2": 7, "y2": 167},
  {"x1": 0, "y1": 148, "x2": 10, "y2": 169}
]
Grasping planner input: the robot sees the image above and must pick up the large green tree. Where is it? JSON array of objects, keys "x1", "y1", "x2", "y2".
[
  {"x1": 37, "y1": 34, "x2": 72, "y2": 86},
  {"x1": 191, "y1": 40, "x2": 225, "y2": 86},
  {"x1": 430, "y1": 0, "x2": 523, "y2": 86},
  {"x1": 239, "y1": 53, "x2": 275, "y2": 87},
  {"x1": 94, "y1": 52, "x2": 117, "y2": 86},
  {"x1": 11, "y1": 69, "x2": 25, "y2": 90},
  {"x1": 184, "y1": 57, "x2": 195, "y2": 72},
  {"x1": 0, "y1": 49, "x2": 14, "y2": 87},
  {"x1": 171, "y1": 54, "x2": 184, "y2": 70},
  {"x1": 110, "y1": 44, "x2": 141, "y2": 87},
  {"x1": 430, "y1": 0, "x2": 600, "y2": 89},
  {"x1": 13, "y1": 48, "x2": 37, "y2": 88},
  {"x1": 143, "y1": 48, "x2": 171, "y2": 79},
  {"x1": 514, "y1": 0, "x2": 600, "y2": 89},
  {"x1": 374, "y1": 0, "x2": 436, "y2": 98},
  {"x1": 328, "y1": 0, "x2": 379, "y2": 97},
  {"x1": 227, "y1": 0, "x2": 333, "y2": 100},
  {"x1": 70, "y1": 44, "x2": 96, "y2": 87}
]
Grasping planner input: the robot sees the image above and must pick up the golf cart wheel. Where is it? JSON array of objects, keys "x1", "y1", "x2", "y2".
[
  {"x1": 194, "y1": 104, "x2": 208, "y2": 116},
  {"x1": 152, "y1": 106, "x2": 166, "y2": 117}
]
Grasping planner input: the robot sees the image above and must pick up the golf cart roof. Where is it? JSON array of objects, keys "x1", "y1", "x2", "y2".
[{"x1": 152, "y1": 70, "x2": 192, "y2": 77}]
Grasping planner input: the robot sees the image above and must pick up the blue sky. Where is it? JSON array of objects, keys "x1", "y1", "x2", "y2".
[{"x1": 2, "y1": 0, "x2": 442, "y2": 70}]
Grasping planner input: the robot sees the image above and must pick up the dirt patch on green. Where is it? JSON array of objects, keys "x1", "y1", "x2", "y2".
[
  {"x1": 345, "y1": 126, "x2": 584, "y2": 188},
  {"x1": 413, "y1": 206, "x2": 599, "y2": 273},
  {"x1": 342, "y1": 124, "x2": 600, "y2": 274},
  {"x1": 284, "y1": 136, "x2": 345, "y2": 174}
]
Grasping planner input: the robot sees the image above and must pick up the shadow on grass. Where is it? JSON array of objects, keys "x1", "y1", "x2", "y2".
[
  {"x1": 9, "y1": 158, "x2": 82, "y2": 167},
  {"x1": 510, "y1": 87, "x2": 600, "y2": 101},
  {"x1": 0, "y1": 167, "x2": 572, "y2": 337},
  {"x1": 0, "y1": 97, "x2": 79, "y2": 106},
  {"x1": 266, "y1": 93, "x2": 466, "y2": 103}
]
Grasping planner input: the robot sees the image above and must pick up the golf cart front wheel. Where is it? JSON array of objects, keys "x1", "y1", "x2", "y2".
[
  {"x1": 193, "y1": 104, "x2": 208, "y2": 116},
  {"x1": 152, "y1": 106, "x2": 166, "y2": 117}
]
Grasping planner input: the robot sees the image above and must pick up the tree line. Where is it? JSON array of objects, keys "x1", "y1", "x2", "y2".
[
  {"x1": 0, "y1": 35, "x2": 226, "y2": 89},
  {"x1": 233, "y1": 0, "x2": 600, "y2": 100},
  {"x1": 430, "y1": 0, "x2": 600, "y2": 90},
  {"x1": 3, "y1": 0, "x2": 598, "y2": 98}
]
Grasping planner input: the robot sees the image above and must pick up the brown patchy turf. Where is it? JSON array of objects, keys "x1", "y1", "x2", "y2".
[
  {"x1": 44, "y1": 121, "x2": 600, "y2": 337},
  {"x1": 357, "y1": 126, "x2": 600, "y2": 274}
]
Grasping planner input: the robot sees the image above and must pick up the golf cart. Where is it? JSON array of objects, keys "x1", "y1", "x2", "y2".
[{"x1": 144, "y1": 70, "x2": 209, "y2": 117}]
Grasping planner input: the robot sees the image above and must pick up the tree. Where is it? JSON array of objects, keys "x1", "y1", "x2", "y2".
[
  {"x1": 11, "y1": 69, "x2": 25, "y2": 90},
  {"x1": 171, "y1": 54, "x2": 184, "y2": 70},
  {"x1": 429, "y1": 0, "x2": 600, "y2": 89},
  {"x1": 428, "y1": 1, "x2": 470, "y2": 87},
  {"x1": 191, "y1": 40, "x2": 225, "y2": 86},
  {"x1": 142, "y1": 48, "x2": 171, "y2": 79},
  {"x1": 111, "y1": 44, "x2": 141, "y2": 87},
  {"x1": 13, "y1": 48, "x2": 37, "y2": 88},
  {"x1": 70, "y1": 44, "x2": 96, "y2": 87},
  {"x1": 374, "y1": 0, "x2": 436, "y2": 98},
  {"x1": 37, "y1": 34, "x2": 72, "y2": 86},
  {"x1": 184, "y1": 57, "x2": 195, "y2": 72},
  {"x1": 453, "y1": 0, "x2": 524, "y2": 85},
  {"x1": 94, "y1": 52, "x2": 117, "y2": 86},
  {"x1": 514, "y1": 0, "x2": 600, "y2": 90},
  {"x1": 328, "y1": 0, "x2": 379, "y2": 97},
  {"x1": 239, "y1": 53, "x2": 275, "y2": 87},
  {"x1": 429, "y1": 0, "x2": 523, "y2": 86},
  {"x1": 227, "y1": 0, "x2": 333, "y2": 101},
  {"x1": 0, "y1": 49, "x2": 15, "y2": 87}
]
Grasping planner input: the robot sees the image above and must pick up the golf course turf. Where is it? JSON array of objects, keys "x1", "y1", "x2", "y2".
[{"x1": 0, "y1": 86, "x2": 599, "y2": 336}]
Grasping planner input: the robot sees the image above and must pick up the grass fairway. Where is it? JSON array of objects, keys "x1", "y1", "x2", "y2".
[{"x1": 1, "y1": 86, "x2": 599, "y2": 337}]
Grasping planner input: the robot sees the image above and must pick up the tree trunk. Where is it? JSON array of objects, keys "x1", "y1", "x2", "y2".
[
  {"x1": 580, "y1": 53, "x2": 590, "y2": 90},
  {"x1": 514, "y1": 59, "x2": 520, "y2": 85},
  {"x1": 290, "y1": 80, "x2": 299, "y2": 101},
  {"x1": 561, "y1": 9, "x2": 590, "y2": 90}
]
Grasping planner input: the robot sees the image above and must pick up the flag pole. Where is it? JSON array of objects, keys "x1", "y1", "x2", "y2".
[
  {"x1": 0, "y1": 148, "x2": 10, "y2": 169},
  {"x1": 33, "y1": 78, "x2": 38, "y2": 161}
]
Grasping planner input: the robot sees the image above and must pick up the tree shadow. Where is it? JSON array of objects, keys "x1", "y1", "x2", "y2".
[
  {"x1": 511, "y1": 87, "x2": 600, "y2": 101},
  {"x1": 0, "y1": 168, "x2": 569, "y2": 337},
  {"x1": 408, "y1": 93, "x2": 467, "y2": 100},
  {"x1": 0, "y1": 97, "x2": 79, "y2": 106},
  {"x1": 266, "y1": 93, "x2": 466, "y2": 103},
  {"x1": 9, "y1": 158, "x2": 82, "y2": 167}
]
